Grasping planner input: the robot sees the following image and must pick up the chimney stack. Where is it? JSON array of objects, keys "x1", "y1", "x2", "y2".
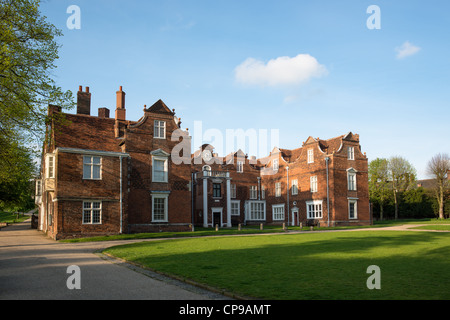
[
  {"x1": 115, "y1": 86, "x2": 126, "y2": 121},
  {"x1": 77, "y1": 86, "x2": 91, "y2": 115},
  {"x1": 98, "y1": 107, "x2": 110, "y2": 118}
]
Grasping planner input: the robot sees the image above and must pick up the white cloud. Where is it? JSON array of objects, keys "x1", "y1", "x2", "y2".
[
  {"x1": 234, "y1": 54, "x2": 328, "y2": 87},
  {"x1": 395, "y1": 41, "x2": 421, "y2": 59}
]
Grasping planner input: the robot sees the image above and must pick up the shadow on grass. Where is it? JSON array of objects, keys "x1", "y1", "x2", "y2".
[{"x1": 104, "y1": 231, "x2": 450, "y2": 300}]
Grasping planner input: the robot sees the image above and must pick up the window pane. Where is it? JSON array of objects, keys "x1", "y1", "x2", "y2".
[{"x1": 93, "y1": 165, "x2": 101, "y2": 179}]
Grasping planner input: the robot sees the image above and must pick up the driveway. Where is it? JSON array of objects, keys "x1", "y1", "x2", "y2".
[{"x1": 0, "y1": 219, "x2": 229, "y2": 300}]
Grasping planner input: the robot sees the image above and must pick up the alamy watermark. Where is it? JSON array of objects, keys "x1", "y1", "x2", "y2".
[
  {"x1": 66, "y1": 5, "x2": 81, "y2": 30},
  {"x1": 367, "y1": 5, "x2": 381, "y2": 30}
]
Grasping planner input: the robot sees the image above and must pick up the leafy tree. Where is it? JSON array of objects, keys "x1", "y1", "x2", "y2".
[
  {"x1": 0, "y1": 0, "x2": 73, "y2": 208},
  {"x1": 426, "y1": 153, "x2": 450, "y2": 219},
  {"x1": 388, "y1": 156, "x2": 416, "y2": 220},
  {"x1": 368, "y1": 158, "x2": 391, "y2": 220}
]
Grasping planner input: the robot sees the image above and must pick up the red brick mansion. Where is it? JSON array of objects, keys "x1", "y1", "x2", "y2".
[{"x1": 35, "y1": 86, "x2": 371, "y2": 240}]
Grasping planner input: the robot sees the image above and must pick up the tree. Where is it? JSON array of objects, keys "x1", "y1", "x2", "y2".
[
  {"x1": 426, "y1": 153, "x2": 450, "y2": 219},
  {"x1": 368, "y1": 158, "x2": 391, "y2": 220},
  {"x1": 1, "y1": 0, "x2": 73, "y2": 146},
  {"x1": 0, "y1": 0, "x2": 73, "y2": 208},
  {"x1": 388, "y1": 156, "x2": 416, "y2": 219}
]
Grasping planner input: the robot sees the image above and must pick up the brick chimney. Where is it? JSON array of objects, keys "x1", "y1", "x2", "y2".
[
  {"x1": 115, "y1": 86, "x2": 126, "y2": 121},
  {"x1": 77, "y1": 86, "x2": 91, "y2": 115},
  {"x1": 98, "y1": 107, "x2": 110, "y2": 118}
]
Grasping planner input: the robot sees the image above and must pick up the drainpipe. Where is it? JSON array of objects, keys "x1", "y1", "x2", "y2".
[
  {"x1": 119, "y1": 156, "x2": 123, "y2": 234},
  {"x1": 325, "y1": 157, "x2": 330, "y2": 227},
  {"x1": 286, "y1": 166, "x2": 289, "y2": 227}
]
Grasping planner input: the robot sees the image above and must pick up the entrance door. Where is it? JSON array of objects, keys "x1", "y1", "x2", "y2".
[
  {"x1": 291, "y1": 208, "x2": 299, "y2": 226},
  {"x1": 212, "y1": 208, "x2": 222, "y2": 227}
]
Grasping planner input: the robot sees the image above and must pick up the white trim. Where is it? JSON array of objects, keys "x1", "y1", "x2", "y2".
[
  {"x1": 211, "y1": 207, "x2": 223, "y2": 227},
  {"x1": 347, "y1": 169, "x2": 357, "y2": 191},
  {"x1": 275, "y1": 182, "x2": 281, "y2": 197},
  {"x1": 151, "y1": 193, "x2": 169, "y2": 222},
  {"x1": 306, "y1": 200, "x2": 323, "y2": 219},
  {"x1": 83, "y1": 155, "x2": 102, "y2": 180},
  {"x1": 348, "y1": 146, "x2": 355, "y2": 160},
  {"x1": 154, "y1": 120, "x2": 166, "y2": 139},
  {"x1": 152, "y1": 155, "x2": 168, "y2": 183},
  {"x1": 56, "y1": 147, "x2": 129, "y2": 158},
  {"x1": 310, "y1": 176, "x2": 318, "y2": 193},
  {"x1": 230, "y1": 200, "x2": 240, "y2": 216},
  {"x1": 291, "y1": 179, "x2": 298, "y2": 195},
  {"x1": 82, "y1": 200, "x2": 102, "y2": 225},
  {"x1": 349, "y1": 199, "x2": 358, "y2": 219},
  {"x1": 46, "y1": 154, "x2": 55, "y2": 179},
  {"x1": 307, "y1": 149, "x2": 314, "y2": 163},
  {"x1": 272, "y1": 204, "x2": 285, "y2": 221},
  {"x1": 245, "y1": 200, "x2": 266, "y2": 221}
]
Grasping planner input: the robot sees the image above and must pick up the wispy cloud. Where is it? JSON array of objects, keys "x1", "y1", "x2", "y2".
[
  {"x1": 234, "y1": 54, "x2": 327, "y2": 87},
  {"x1": 395, "y1": 41, "x2": 421, "y2": 59}
]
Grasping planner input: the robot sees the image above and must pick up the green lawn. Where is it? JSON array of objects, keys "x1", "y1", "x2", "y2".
[
  {"x1": 0, "y1": 211, "x2": 29, "y2": 224},
  {"x1": 103, "y1": 230, "x2": 450, "y2": 300}
]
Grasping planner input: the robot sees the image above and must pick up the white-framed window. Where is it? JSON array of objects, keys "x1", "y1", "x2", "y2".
[
  {"x1": 307, "y1": 149, "x2": 314, "y2": 163},
  {"x1": 348, "y1": 147, "x2": 355, "y2": 160},
  {"x1": 306, "y1": 200, "x2": 323, "y2": 219},
  {"x1": 154, "y1": 120, "x2": 166, "y2": 139},
  {"x1": 237, "y1": 161, "x2": 244, "y2": 173},
  {"x1": 231, "y1": 184, "x2": 236, "y2": 198},
  {"x1": 246, "y1": 201, "x2": 266, "y2": 221},
  {"x1": 261, "y1": 186, "x2": 265, "y2": 199},
  {"x1": 349, "y1": 199, "x2": 358, "y2": 219},
  {"x1": 272, "y1": 204, "x2": 285, "y2": 221},
  {"x1": 347, "y1": 168, "x2": 357, "y2": 191},
  {"x1": 152, "y1": 193, "x2": 168, "y2": 222},
  {"x1": 273, "y1": 159, "x2": 279, "y2": 171},
  {"x1": 231, "y1": 200, "x2": 240, "y2": 216},
  {"x1": 250, "y1": 185, "x2": 258, "y2": 199},
  {"x1": 83, "y1": 201, "x2": 102, "y2": 224},
  {"x1": 152, "y1": 156, "x2": 168, "y2": 182},
  {"x1": 292, "y1": 179, "x2": 298, "y2": 195},
  {"x1": 213, "y1": 183, "x2": 221, "y2": 198},
  {"x1": 83, "y1": 156, "x2": 102, "y2": 180},
  {"x1": 46, "y1": 154, "x2": 55, "y2": 178},
  {"x1": 35, "y1": 179, "x2": 42, "y2": 196},
  {"x1": 310, "y1": 176, "x2": 318, "y2": 193},
  {"x1": 275, "y1": 182, "x2": 281, "y2": 197}
]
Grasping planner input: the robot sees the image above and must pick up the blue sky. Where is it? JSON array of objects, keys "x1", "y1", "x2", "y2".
[{"x1": 40, "y1": 0, "x2": 449, "y2": 179}]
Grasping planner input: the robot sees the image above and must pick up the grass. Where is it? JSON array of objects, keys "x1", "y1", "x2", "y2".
[
  {"x1": 103, "y1": 230, "x2": 450, "y2": 300},
  {"x1": 61, "y1": 218, "x2": 450, "y2": 243},
  {"x1": 0, "y1": 211, "x2": 30, "y2": 224}
]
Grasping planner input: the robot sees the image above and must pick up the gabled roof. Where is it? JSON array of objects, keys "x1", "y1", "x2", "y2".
[{"x1": 146, "y1": 99, "x2": 175, "y2": 115}]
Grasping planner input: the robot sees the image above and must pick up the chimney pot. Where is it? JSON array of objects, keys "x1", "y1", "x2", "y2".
[
  {"x1": 86, "y1": 86, "x2": 89, "y2": 93},
  {"x1": 79, "y1": 85, "x2": 82, "y2": 92}
]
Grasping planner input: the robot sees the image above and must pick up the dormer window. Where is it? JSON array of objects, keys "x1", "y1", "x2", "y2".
[
  {"x1": 273, "y1": 159, "x2": 279, "y2": 171},
  {"x1": 154, "y1": 120, "x2": 166, "y2": 139},
  {"x1": 307, "y1": 149, "x2": 314, "y2": 163},
  {"x1": 237, "y1": 161, "x2": 243, "y2": 173},
  {"x1": 348, "y1": 147, "x2": 355, "y2": 160}
]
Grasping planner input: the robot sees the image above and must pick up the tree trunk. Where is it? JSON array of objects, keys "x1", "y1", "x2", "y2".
[
  {"x1": 380, "y1": 203, "x2": 384, "y2": 220},
  {"x1": 439, "y1": 186, "x2": 445, "y2": 219},
  {"x1": 394, "y1": 190, "x2": 398, "y2": 220}
]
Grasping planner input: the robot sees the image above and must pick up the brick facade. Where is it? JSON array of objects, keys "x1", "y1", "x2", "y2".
[{"x1": 36, "y1": 86, "x2": 371, "y2": 240}]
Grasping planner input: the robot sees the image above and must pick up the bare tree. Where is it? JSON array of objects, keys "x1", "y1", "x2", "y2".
[
  {"x1": 388, "y1": 156, "x2": 416, "y2": 219},
  {"x1": 426, "y1": 153, "x2": 450, "y2": 219}
]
